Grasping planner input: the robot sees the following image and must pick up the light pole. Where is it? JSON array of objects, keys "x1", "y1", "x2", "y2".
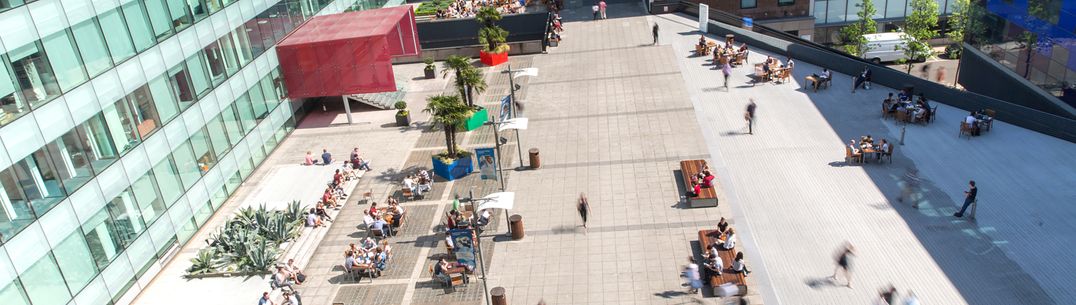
[
  {"x1": 483, "y1": 117, "x2": 528, "y2": 234},
  {"x1": 502, "y1": 65, "x2": 537, "y2": 169}
]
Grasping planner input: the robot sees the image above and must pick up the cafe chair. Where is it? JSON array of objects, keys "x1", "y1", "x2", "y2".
[
  {"x1": 929, "y1": 106, "x2": 938, "y2": 123},
  {"x1": 401, "y1": 187, "x2": 414, "y2": 201},
  {"x1": 845, "y1": 147, "x2": 863, "y2": 164},
  {"x1": 430, "y1": 265, "x2": 457, "y2": 292},
  {"x1": 884, "y1": 144, "x2": 894, "y2": 163},
  {"x1": 894, "y1": 110, "x2": 908, "y2": 124},
  {"x1": 959, "y1": 122, "x2": 974, "y2": 139},
  {"x1": 882, "y1": 104, "x2": 892, "y2": 120}
]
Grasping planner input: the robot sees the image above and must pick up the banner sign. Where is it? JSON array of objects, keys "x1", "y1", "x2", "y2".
[
  {"x1": 476, "y1": 147, "x2": 498, "y2": 180},
  {"x1": 499, "y1": 95, "x2": 512, "y2": 121},
  {"x1": 448, "y1": 229, "x2": 477, "y2": 268}
]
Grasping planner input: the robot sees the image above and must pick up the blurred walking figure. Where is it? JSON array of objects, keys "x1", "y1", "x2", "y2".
[
  {"x1": 903, "y1": 290, "x2": 920, "y2": 305},
  {"x1": 830, "y1": 242, "x2": 855, "y2": 288},
  {"x1": 682, "y1": 256, "x2": 703, "y2": 294},
  {"x1": 652, "y1": 24, "x2": 660, "y2": 45},
  {"x1": 935, "y1": 67, "x2": 947, "y2": 85},
  {"x1": 577, "y1": 193, "x2": 590, "y2": 229},
  {"x1": 745, "y1": 99, "x2": 757, "y2": 134}
]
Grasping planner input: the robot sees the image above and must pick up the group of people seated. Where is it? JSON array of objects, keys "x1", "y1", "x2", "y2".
[
  {"x1": 343, "y1": 237, "x2": 392, "y2": 278},
  {"x1": 687, "y1": 168, "x2": 716, "y2": 197},
  {"x1": 963, "y1": 109, "x2": 994, "y2": 136},
  {"x1": 884, "y1": 89, "x2": 932, "y2": 123},
  {"x1": 271, "y1": 258, "x2": 306, "y2": 291},
  {"x1": 432, "y1": 257, "x2": 472, "y2": 287},
  {"x1": 434, "y1": 0, "x2": 524, "y2": 19},
  {"x1": 757, "y1": 56, "x2": 793, "y2": 83},
  {"x1": 403, "y1": 170, "x2": 433, "y2": 197},
  {"x1": 363, "y1": 198, "x2": 405, "y2": 237},
  {"x1": 807, "y1": 68, "x2": 833, "y2": 92},
  {"x1": 701, "y1": 218, "x2": 749, "y2": 276},
  {"x1": 846, "y1": 135, "x2": 891, "y2": 162},
  {"x1": 444, "y1": 207, "x2": 491, "y2": 230},
  {"x1": 696, "y1": 35, "x2": 749, "y2": 65}
]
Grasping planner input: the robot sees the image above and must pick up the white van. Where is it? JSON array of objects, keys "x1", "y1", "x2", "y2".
[{"x1": 861, "y1": 32, "x2": 925, "y2": 63}]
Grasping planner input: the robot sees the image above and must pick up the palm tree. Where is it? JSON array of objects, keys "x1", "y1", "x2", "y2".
[
  {"x1": 476, "y1": 7, "x2": 508, "y2": 53},
  {"x1": 442, "y1": 55, "x2": 470, "y2": 99},
  {"x1": 460, "y1": 67, "x2": 487, "y2": 107},
  {"x1": 424, "y1": 95, "x2": 472, "y2": 159}
]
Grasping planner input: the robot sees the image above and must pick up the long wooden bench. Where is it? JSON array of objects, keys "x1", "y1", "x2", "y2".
[
  {"x1": 698, "y1": 230, "x2": 747, "y2": 296},
  {"x1": 680, "y1": 160, "x2": 718, "y2": 208}
]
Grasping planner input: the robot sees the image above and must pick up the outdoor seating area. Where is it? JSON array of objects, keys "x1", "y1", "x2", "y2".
[
  {"x1": 695, "y1": 35, "x2": 748, "y2": 68},
  {"x1": 680, "y1": 160, "x2": 718, "y2": 208},
  {"x1": 697, "y1": 229, "x2": 747, "y2": 296},
  {"x1": 341, "y1": 238, "x2": 394, "y2": 283},
  {"x1": 752, "y1": 56, "x2": 791, "y2": 84},
  {"x1": 959, "y1": 109, "x2": 996, "y2": 138},
  {"x1": 423, "y1": 0, "x2": 526, "y2": 20},
  {"x1": 882, "y1": 89, "x2": 937, "y2": 124},
  {"x1": 845, "y1": 135, "x2": 893, "y2": 164}
]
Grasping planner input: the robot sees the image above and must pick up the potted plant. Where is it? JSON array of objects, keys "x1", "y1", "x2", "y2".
[
  {"x1": 477, "y1": 7, "x2": 510, "y2": 66},
  {"x1": 442, "y1": 55, "x2": 489, "y2": 130},
  {"x1": 423, "y1": 57, "x2": 437, "y2": 79},
  {"x1": 395, "y1": 101, "x2": 411, "y2": 126},
  {"x1": 424, "y1": 94, "x2": 476, "y2": 180}
]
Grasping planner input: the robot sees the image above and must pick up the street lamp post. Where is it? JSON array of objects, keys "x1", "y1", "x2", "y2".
[{"x1": 502, "y1": 65, "x2": 537, "y2": 169}]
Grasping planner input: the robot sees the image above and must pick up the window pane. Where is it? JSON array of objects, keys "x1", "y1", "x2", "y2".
[
  {"x1": 886, "y1": 0, "x2": 906, "y2": 18},
  {"x1": 14, "y1": 152, "x2": 67, "y2": 215},
  {"x1": 74, "y1": 114, "x2": 120, "y2": 171},
  {"x1": 9, "y1": 42, "x2": 61, "y2": 109},
  {"x1": 81, "y1": 208, "x2": 122, "y2": 268},
  {"x1": 0, "y1": 278, "x2": 31, "y2": 305},
  {"x1": 205, "y1": 0, "x2": 222, "y2": 13},
  {"x1": 172, "y1": 141, "x2": 200, "y2": 189},
  {"x1": 233, "y1": 94, "x2": 256, "y2": 133},
  {"x1": 174, "y1": 214, "x2": 196, "y2": 243},
  {"x1": 189, "y1": 129, "x2": 216, "y2": 173},
  {"x1": 221, "y1": 105, "x2": 243, "y2": 146},
  {"x1": 125, "y1": 86, "x2": 161, "y2": 139},
  {"x1": 0, "y1": 59, "x2": 27, "y2": 126},
  {"x1": 98, "y1": 10, "x2": 137, "y2": 63},
  {"x1": 147, "y1": 76, "x2": 179, "y2": 123},
  {"x1": 203, "y1": 42, "x2": 229, "y2": 85},
  {"x1": 238, "y1": 156, "x2": 254, "y2": 178},
  {"x1": 242, "y1": 22, "x2": 266, "y2": 57},
  {"x1": 101, "y1": 101, "x2": 141, "y2": 154},
  {"x1": 210, "y1": 184, "x2": 227, "y2": 208},
  {"x1": 185, "y1": 54, "x2": 212, "y2": 98},
  {"x1": 105, "y1": 189, "x2": 146, "y2": 247},
  {"x1": 132, "y1": 172, "x2": 166, "y2": 224},
  {"x1": 228, "y1": 31, "x2": 253, "y2": 67},
  {"x1": 0, "y1": 168, "x2": 35, "y2": 240},
  {"x1": 21, "y1": 253, "x2": 72, "y2": 305},
  {"x1": 167, "y1": 65, "x2": 196, "y2": 109},
  {"x1": 167, "y1": 0, "x2": 193, "y2": 31},
  {"x1": 44, "y1": 131, "x2": 95, "y2": 192},
  {"x1": 741, "y1": 0, "x2": 756, "y2": 8},
  {"x1": 224, "y1": 170, "x2": 240, "y2": 194},
  {"x1": 248, "y1": 82, "x2": 269, "y2": 119},
  {"x1": 271, "y1": 68, "x2": 287, "y2": 103},
  {"x1": 205, "y1": 115, "x2": 230, "y2": 158},
  {"x1": 143, "y1": 0, "x2": 175, "y2": 41},
  {"x1": 71, "y1": 19, "x2": 113, "y2": 77},
  {"x1": 122, "y1": 0, "x2": 156, "y2": 51},
  {"x1": 192, "y1": 199, "x2": 211, "y2": 225},
  {"x1": 187, "y1": 0, "x2": 208, "y2": 21},
  {"x1": 42, "y1": 30, "x2": 88, "y2": 92},
  {"x1": 152, "y1": 157, "x2": 183, "y2": 205},
  {"x1": 52, "y1": 232, "x2": 98, "y2": 292}
]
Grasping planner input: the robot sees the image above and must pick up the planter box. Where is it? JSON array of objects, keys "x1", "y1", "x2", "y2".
[
  {"x1": 424, "y1": 67, "x2": 436, "y2": 79},
  {"x1": 432, "y1": 154, "x2": 474, "y2": 181},
  {"x1": 479, "y1": 50, "x2": 508, "y2": 66},
  {"x1": 463, "y1": 108, "x2": 488, "y2": 131},
  {"x1": 396, "y1": 112, "x2": 411, "y2": 127}
]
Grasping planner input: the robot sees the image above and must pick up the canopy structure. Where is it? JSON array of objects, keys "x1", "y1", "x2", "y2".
[
  {"x1": 276, "y1": 6, "x2": 420, "y2": 99},
  {"x1": 476, "y1": 192, "x2": 515, "y2": 211}
]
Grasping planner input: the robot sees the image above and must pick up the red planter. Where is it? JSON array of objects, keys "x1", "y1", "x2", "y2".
[{"x1": 479, "y1": 50, "x2": 508, "y2": 66}]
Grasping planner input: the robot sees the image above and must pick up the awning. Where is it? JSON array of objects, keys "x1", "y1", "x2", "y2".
[
  {"x1": 476, "y1": 192, "x2": 515, "y2": 210},
  {"x1": 276, "y1": 6, "x2": 420, "y2": 99}
]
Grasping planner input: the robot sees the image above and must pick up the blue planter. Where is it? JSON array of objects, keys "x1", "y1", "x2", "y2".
[{"x1": 431, "y1": 154, "x2": 474, "y2": 181}]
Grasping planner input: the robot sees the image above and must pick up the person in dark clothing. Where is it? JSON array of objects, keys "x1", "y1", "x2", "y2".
[
  {"x1": 745, "y1": 99, "x2": 757, "y2": 134},
  {"x1": 852, "y1": 66, "x2": 872, "y2": 93},
  {"x1": 954, "y1": 180, "x2": 977, "y2": 217},
  {"x1": 652, "y1": 24, "x2": 659, "y2": 45},
  {"x1": 831, "y1": 243, "x2": 855, "y2": 287},
  {"x1": 577, "y1": 193, "x2": 590, "y2": 229}
]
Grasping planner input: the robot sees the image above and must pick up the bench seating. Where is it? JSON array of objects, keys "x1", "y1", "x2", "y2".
[
  {"x1": 698, "y1": 230, "x2": 747, "y2": 296},
  {"x1": 680, "y1": 160, "x2": 717, "y2": 208}
]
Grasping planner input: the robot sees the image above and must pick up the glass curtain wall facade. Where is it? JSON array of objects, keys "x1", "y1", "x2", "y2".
[
  {"x1": 971, "y1": 0, "x2": 1076, "y2": 106},
  {"x1": 0, "y1": 1, "x2": 363, "y2": 305},
  {"x1": 813, "y1": 0, "x2": 956, "y2": 43}
]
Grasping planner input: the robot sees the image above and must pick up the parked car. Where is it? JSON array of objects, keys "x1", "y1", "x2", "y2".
[{"x1": 862, "y1": 32, "x2": 928, "y2": 63}]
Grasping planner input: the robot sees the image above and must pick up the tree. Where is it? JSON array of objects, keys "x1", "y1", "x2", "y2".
[
  {"x1": 424, "y1": 95, "x2": 472, "y2": 160},
  {"x1": 838, "y1": 0, "x2": 878, "y2": 57},
  {"x1": 947, "y1": 0, "x2": 986, "y2": 47},
  {"x1": 476, "y1": 7, "x2": 509, "y2": 53},
  {"x1": 442, "y1": 55, "x2": 470, "y2": 102},
  {"x1": 898, "y1": 0, "x2": 939, "y2": 73},
  {"x1": 460, "y1": 67, "x2": 487, "y2": 108}
]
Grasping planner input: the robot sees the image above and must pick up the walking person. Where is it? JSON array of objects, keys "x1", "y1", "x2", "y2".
[
  {"x1": 577, "y1": 193, "x2": 590, "y2": 230},
  {"x1": 745, "y1": 99, "x2": 757, "y2": 134},
  {"x1": 598, "y1": 0, "x2": 607, "y2": 19},
  {"x1": 652, "y1": 24, "x2": 659, "y2": 45},
  {"x1": 830, "y1": 242, "x2": 855, "y2": 288},
  {"x1": 682, "y1": 256, "x2": 703, "y2": 294},
  {"x1": 953, "y1": 180, "x2": 977, "y2": 217},
  {"x1": 591, "y1": 3, "x2": 599, "y2": 20},
  {"x1": 722, "y1": 61, "x2": 732, "y2": 89},
  {"x1": 935, "y1": 66, "x2": 947, "y2": 85}
]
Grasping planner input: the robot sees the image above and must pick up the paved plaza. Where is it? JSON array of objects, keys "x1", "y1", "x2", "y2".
[{"x1": 133, "y1": 3, "x2": 1076, "y2": 305}]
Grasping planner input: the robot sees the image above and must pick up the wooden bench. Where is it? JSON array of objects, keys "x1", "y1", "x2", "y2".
[
  {"x1": 698, "y1": 230, "x2": 747, "y2": 296},
  {"x1": 680, "y1": 160, "x2": 718, "y2": 208}
]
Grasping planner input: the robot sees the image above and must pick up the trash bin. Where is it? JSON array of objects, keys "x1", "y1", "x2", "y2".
[
  {"x1": 491, "y1": 287, "x2": 507, "y2": 305},
  {"x1": 509, "y1": 214, "x2": 524, "y2": 240},
  {"x1": 528, "y1": 148, "x2": 541, "y2": 169}
]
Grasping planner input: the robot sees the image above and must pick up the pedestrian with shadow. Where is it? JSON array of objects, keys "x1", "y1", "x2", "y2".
[
  {"x1": 830, "y1": 242, "x2": 855, "y2": 288},
  {"x1": 577, "y1": 193, "x2": 590, "y2": 231},
  {"x1": 745, "y1": 99, "x2": 757, "y2": 134},
  {"x1": 953, "y1": 180, "x2": 977, "y2": 218}
]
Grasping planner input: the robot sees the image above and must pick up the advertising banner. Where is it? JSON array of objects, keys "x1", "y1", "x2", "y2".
[
  {"x1": 448, "y1": 229, "x2": 477, "y2": 268},
  {"x1": 476, "y1": 147, "x2": 498, "y2": 180}
]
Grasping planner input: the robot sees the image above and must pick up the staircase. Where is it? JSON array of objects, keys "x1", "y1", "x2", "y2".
[{"x1": 345, "y1": 77, "x2": 408, "y2": 110}]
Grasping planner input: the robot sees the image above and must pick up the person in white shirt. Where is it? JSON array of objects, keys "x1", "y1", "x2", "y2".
[
  {"x1": 718, "y1": 228, "x2": 736, "y2": 250},
  {"x1": 703, "y1": 244, "x2": 723, "y2": 274},
  {"x1": 964, "y1": 113, "x2": 977, "y2": 125},
  {"x1": 362, "y1": 210, "x2": 375, "y2": 227},
  {"x1": 683, "y1": 257, "x2": 702, "y2": 294},
  {"x1": 403, "y1": 175, "x2": 416, "y2": 192},
  {"x1": 731, "y1": 251, "x2": 749, "y2": 275}
]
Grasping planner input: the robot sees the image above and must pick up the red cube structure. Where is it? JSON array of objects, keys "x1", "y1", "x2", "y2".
[{"x1": 276, "y1": 6, "x2": 420, "y2": 99}]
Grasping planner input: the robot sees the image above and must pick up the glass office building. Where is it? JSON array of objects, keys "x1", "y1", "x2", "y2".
[
  {"x1": 971, "y1": 0, "x2": 1076, "y2": 105},
  {"x1": 0, "y1": 1, "x2": 367, "y2": 305},
  {"x1": 812, "y1": 0, "x2": 956, "y2": 42}
]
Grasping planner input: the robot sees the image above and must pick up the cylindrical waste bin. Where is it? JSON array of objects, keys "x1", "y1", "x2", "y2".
[
  {"x1": 528, "y1": 148, "x2": 541, "y2": 169},
  {"x1": 491, "y1": 287, "x2": 507, "y2": 305},
  {"x1": 509, "y1": 215, "x2": 524, "y2": 240}
]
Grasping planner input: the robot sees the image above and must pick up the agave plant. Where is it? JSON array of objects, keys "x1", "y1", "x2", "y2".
[
  {"x1": 233, "y1": 206, "x2": 257, "y2": 226},
  {"x1": 242, "y1": 238, "x2": 278, "y2": 272},
  {"x1": 285, "y1": 201, "x2": 304, "y2": 222},
  {"x1": 187, "y1": 249, "x2": 224, "y2": 275}
]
